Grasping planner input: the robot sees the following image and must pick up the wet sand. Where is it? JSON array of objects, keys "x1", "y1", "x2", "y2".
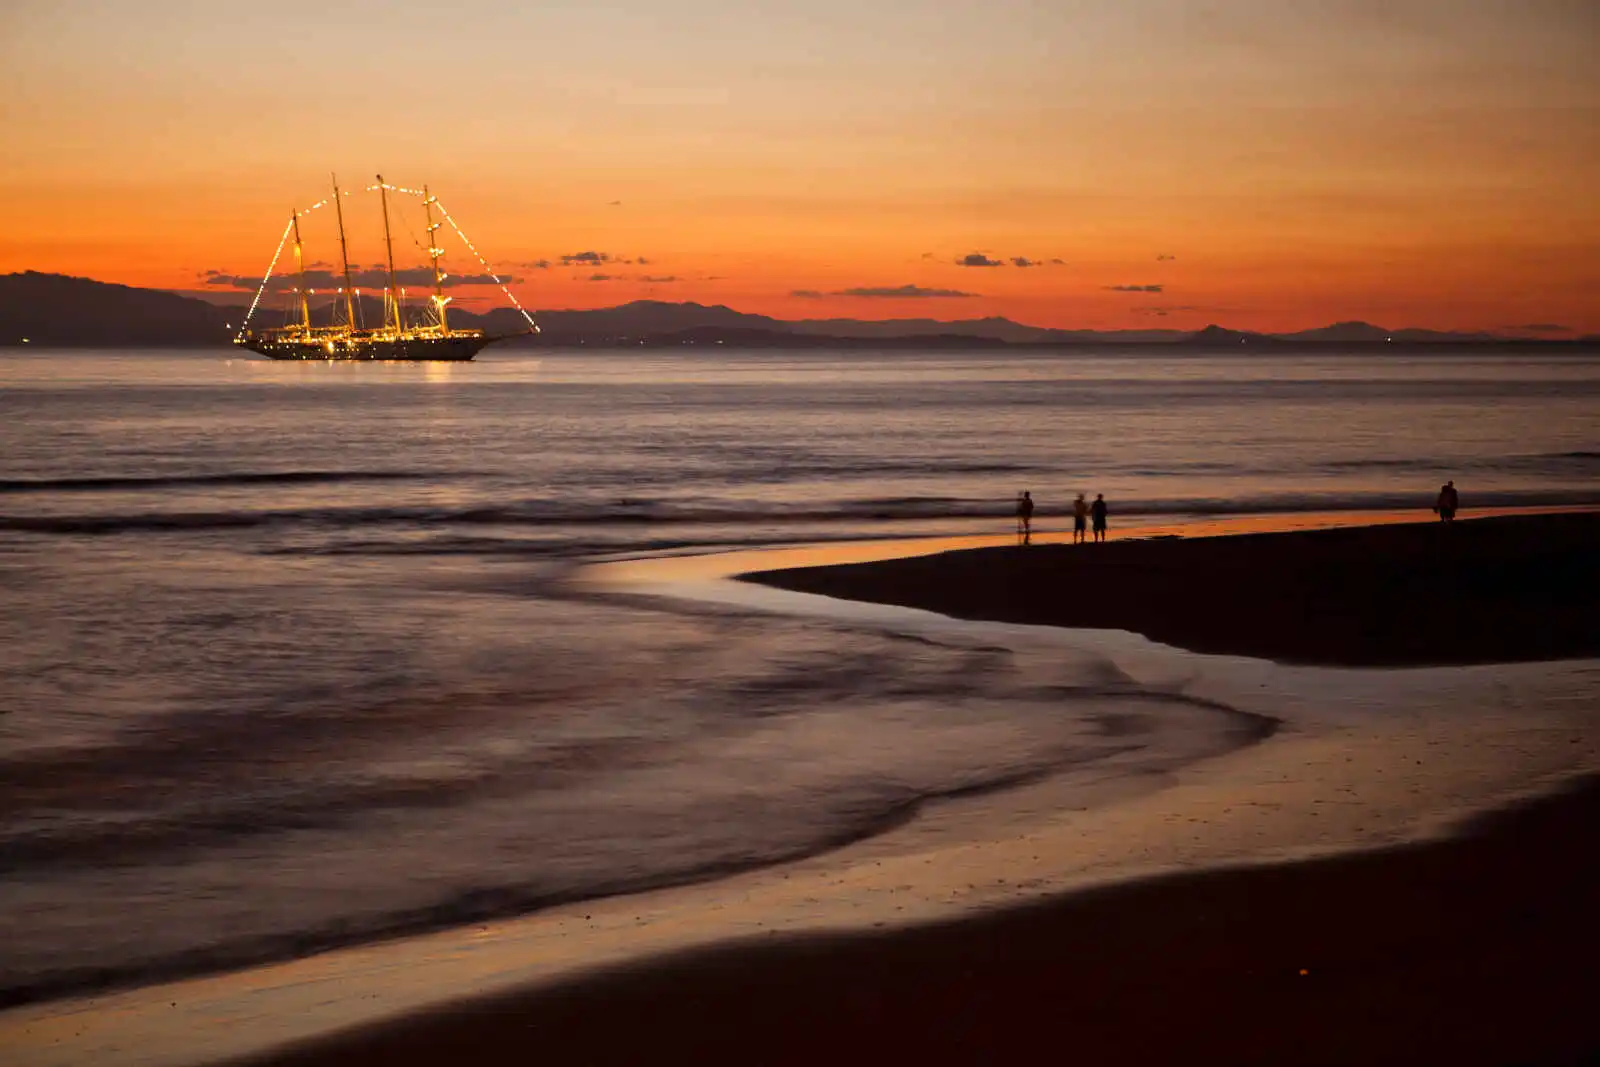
[
  {"x1": 241, "y1": 776, "x2": 1600, "y2": 1067},
  {"x1": 3, "y1": 511, "x2": 1596, "y2": 1067},
  {"x1": 233, "y1": 513, "x2": 1600, "y2": 1067},
  {"x1": 742, "y1": 512, "x2": 1600, "y2": 666}
]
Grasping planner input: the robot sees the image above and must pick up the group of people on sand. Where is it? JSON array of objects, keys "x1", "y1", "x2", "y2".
[
  {"x1": 1014, "y1": 490, "x2": 1106, "y2": 545},
  {"x1": 1016, "y1": 480, "x2": 1460, "y2": 544}
]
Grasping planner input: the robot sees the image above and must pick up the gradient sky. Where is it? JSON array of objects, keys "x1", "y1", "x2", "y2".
[{"x1": 3, "y1": 0, "x2": 1597, "y2": 331}]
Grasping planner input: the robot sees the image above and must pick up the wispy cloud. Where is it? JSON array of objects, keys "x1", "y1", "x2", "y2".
[
  {"x1": 638, "y1": 275, "x2": 679, "y2": 283},
  {"x1": 792, "y1": 284, "x2": 976, "y2": 299},
  {"x1": 1133, "y1": 304, "x2": 1229, "y2": 317},
  {"x1": 1156, "y1": 254, "x2": 1177, "y2": 261},
  {"x1": 553, "y1": 250, "x2": 655, "y2": 266},
  {"x1": 588, "y1": 273, "x2": 613, "y2": 282},
  {"x1": 955, "y1": 252, "x2": 1061, "y2": 268},
  {"x1": 1106, "y1": 284, "x2": 1164, "y2": 293}
]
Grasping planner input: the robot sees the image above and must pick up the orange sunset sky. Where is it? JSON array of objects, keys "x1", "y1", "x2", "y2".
[{"x1": 3, "y1": 1, "x2": 1597, "y2": 333}]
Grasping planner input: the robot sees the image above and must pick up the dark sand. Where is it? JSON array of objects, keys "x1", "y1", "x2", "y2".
[
  {"x1": 744, "y1": 512, "x2": 1600, "y2": 666},
  {"x1": 244, "y1": 777, "x2": 1600, "y2": 1067},
  {"x1": 231, "y1": 513, "x2": 1600, "y2": 1067}
]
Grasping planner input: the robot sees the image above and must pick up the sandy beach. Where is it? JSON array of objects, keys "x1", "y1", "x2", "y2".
[
  {"x1": 242, "y1": 776, "x2": 1600, "y2": 1067},
  {"x1": 234, "y1": 512, "x2": 1600, "y2": 1067},
  {"x1": 9, "y1": 4, "x2": 1600, "y2": 1061},
  {"x1": 2, "y1": 511, "x2": 1596, "y2": 1067},
  {"x1": 743, "y1": 511, "x2": 1600, "y2": 667}
]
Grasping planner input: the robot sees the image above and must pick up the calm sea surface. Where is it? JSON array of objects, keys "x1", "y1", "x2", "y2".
[{"x1": 1, "y1": 346, "x2": 1596, "y2": 1004}]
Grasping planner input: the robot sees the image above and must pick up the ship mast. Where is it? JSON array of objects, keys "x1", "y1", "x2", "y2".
[
  {"x1": 377, "y1": 174, "x2": 404, "y2": 334},
  {"x1": 423, "y1": 184, "x2": 449, "y2": 333},
  {"x1": 332, "y1": 174, "x2": 358, "y2": 331},
  {"x1": 290, "y1": 211, "x2": 311, "y2": 332}
]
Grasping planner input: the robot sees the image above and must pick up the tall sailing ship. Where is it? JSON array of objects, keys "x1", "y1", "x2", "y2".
[{"x1": 235, "y1": 175, "x2": 537, "y2": 361}]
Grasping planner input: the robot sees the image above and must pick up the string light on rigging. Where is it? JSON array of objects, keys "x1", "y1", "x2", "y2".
[
  {"x1": 237, "y1": 216, "x2": 294, "y2": 340},
  {"x1": 235, "y1": 175, "x2": 538, "y2": 358}
]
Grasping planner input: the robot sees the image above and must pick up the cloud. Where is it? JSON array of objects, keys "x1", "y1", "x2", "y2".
[
  {"x1": 588, "y1": 273, "x2": 613, "y2": 282},
  {"x1": 561, "y1": 250, "x2": 655, "y2": 265},
  {"x1": 519, "y1": 259, "x2": 553, "y2": 270},
  {"x1": 205, "y1": 268, "x2": 516, "y2": 291},
  {"x1": 607, "y1": 200, "x2": 622, "y2": 206},
  {"x1": 843, "y1": 285, "x2": 975, "y2": 298},
  {"x1": 1133, "y1": 304, "x2": 1227, "y2": 317},
  {"x1": 639, "y1": 275, "x2": 679, "y2": 283},
  {"x1": 637, "y1": 256, "x2": 651, "y2": 265},
  {"x1": 1156, "y1": 254, "x2": 1177, "y2": 261},
  {"x1": 954, "y1": 252, "x2": 1062, "y2": 267},
  {"x1": 1050, "y1": 258, "x2": 1065, "y2": 265},
  {"x1": 1106, "y1": 284, "x2": 1164, "y2": 293},
  {"x1": 1505, "y1": 322, "x2": 1571, "y2": 333},
  {"x1": 794, "y1": 284, "x2": 977, "y2": 299}
]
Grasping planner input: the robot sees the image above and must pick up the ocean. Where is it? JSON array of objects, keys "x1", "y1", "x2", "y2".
[{"x1": 1, "y1": 345, "x2": 1596, "y2": 1006}]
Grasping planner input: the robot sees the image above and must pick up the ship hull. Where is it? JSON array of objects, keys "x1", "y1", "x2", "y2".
[{"x1": 241, "y1": 333, "x2": 502, "y2": 362}]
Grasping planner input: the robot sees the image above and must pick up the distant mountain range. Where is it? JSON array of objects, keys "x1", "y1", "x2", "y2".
[{"x1": 2, "y1": 272, "x2": 1593, "y2": 349}]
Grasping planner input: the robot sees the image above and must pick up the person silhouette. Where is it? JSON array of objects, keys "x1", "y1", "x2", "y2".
[
  {"x1": 1090, "y1": 493, "x2": 1108, "y2": 542},
  {"x1": 1435, "y1": 480, "x2": 1459, "y2": 523},
  {"x1": 1072, "y1": 493, "x2": 1089, "y2": 544},
  {"x1": 1016, "y1": 490, "x2": 1035, "y2": 544}
]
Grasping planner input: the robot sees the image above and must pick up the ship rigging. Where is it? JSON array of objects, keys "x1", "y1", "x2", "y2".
[{"x1": 235, "y1": 175, "x2": 537, "y2": 361}]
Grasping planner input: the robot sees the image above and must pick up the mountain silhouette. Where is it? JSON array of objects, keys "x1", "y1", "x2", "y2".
[
  {"x1": 1283, "y1": 321, "x2": 1393, "y2": 343},
  {"x1": 1185, "y1": 324, "x2": 1276, "y2": 346},
  {"x1": 1278, "y1": 320, "x2": 1500, "y2": 343},
  {"x1": 1, "y1": 272, "x2": 239, "y2": 346},
  {"x1": 0, "y1": 273, "x2": 1581, "y2": 349}
]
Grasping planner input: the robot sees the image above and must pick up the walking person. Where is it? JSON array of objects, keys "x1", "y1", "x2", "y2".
[
  {"x1": 1016, "y1": 490, "x2": 1035, "y2": 545},
  {"x1": 1090, "y1": 492, "x2": 1108, "y2": 542},
  {"x1": 1072, "y1": 493, "x2": 1089, "y2": 544},
  {"x1": 1434, "y1": 480, "x2": 1459, "y2": 523}
]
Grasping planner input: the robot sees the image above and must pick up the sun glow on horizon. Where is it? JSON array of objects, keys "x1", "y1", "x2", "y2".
[{"x1": 2, "y1": 0, "x2": 1596, "y2": 333}]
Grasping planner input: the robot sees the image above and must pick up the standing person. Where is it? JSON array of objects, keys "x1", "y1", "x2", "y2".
[
  {"x1": 1090, "y1": 492, "x2": 1108, "y2": 542},
  {"x1": 1072, "y1": 493, "x2": 1089, "y2": 544},
  {"x1": 1016, "y1": 490, "x2": 1035, "y2": 544},
  {"x1": 1434, "y1": 480, "x2": 1459, "y2": 523}
]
